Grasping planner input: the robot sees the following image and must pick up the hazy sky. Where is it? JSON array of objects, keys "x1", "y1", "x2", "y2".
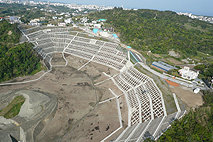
[{"x1": 50, "y1": 0, "x2": 213, "y2": 16}]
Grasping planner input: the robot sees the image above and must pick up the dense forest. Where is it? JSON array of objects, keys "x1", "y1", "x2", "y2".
[
  {"x1": 88, "y1": 8, "x2": 213, "y2": 57},
  {"x1": 194, "y1": 63, "x2": 213, "y2": 81},
  {"x1": 158, "y1": 90, "x2": 213, "y2": 142},
  {"x1": 0, "y1": 20, "x2": 41, "y2": 82},
  {"x1": 0, "y1": 20, "x2": 21, "y2": 43}
]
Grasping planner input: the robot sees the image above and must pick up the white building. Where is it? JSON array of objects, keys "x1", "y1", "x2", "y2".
[
  {"x1": 80, "y1": 17, "x2": 88, "y2": 23},
  {"x1": 178, "y1": 66, "x2": 199, "y2": 80},
  {"x1": 92, "y1": 20, "x2": 97, "y2": 24},
  {"x1": 193, "y1": 88, "x2": 200, "y2": 94},
  {"x1": 100, "y1": 31, "x2": 111, "y2": 37},
  {"x1": 94, "y1": 23, "x2": 101, "y2": 29},
  {"x1": 47, "y1": 24, "x2": 55, "y2": 27},
  {"x1": 64, "y1": 18, "x2": 72, "y2": 24},
  {"x1": 58, "y1": 22, "x2": 66, "y2": 27},
  {"x1": 52, "y1": 16, "x2": 57, "y2": 20},
  {"x1": 29, "y1": 19, "x2": 40, "y2": 26}
]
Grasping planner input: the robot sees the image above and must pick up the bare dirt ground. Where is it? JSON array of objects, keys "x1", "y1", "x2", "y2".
[
  {"x1": 170, "y1": 85, "x2": 203, "y2": 109},
  {"x1": 153, "y1": 54, "x2": 161, "y2": 58},
  {"x1": 0, "y1": 54, "x2": 126, "y2": 142},
  {"x1": 51, "y1": 53, "x2": 66, "y2": 66},
  {"x1": 1, "y1": 51, "x2": 203, "y2": 141}
]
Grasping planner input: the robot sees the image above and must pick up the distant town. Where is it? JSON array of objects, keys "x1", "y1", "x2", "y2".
[
  {"x1": 1, "y1": 0, "x2": 213, "y2": 23},
  {"x1": 177, "y1": 12, "x2": 213, "y2": 23},
  {"x1": 1, "y1": 0, "x2": 213, "y2": 28},
  {"x1": 0, "y1": 0, "x2": 114, "y2": 12}
]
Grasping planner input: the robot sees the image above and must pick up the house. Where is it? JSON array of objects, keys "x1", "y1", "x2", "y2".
[
  {"x1": 29, "y1": 19, "x2": 41, "y2": 26},
  {"x1": 92, "y1": 21, "x2": 97, "y2": 24},
  {"x1": 5, "y1": 16, "x2": 21, "y2": 24},
  {"x1": 0, "y1": 17, "x2": 4, "y2": 21},
  {"x1": 47, "y1": 24, "x2": 55, "y2": 27},
  {"x1": 100, "y1": 31, "x2": 111, "y2": 37},
  {"x1": 33, "y1": 19, "x2": 40, "y2": 22},
  {"x1": 58, "y1": 17, "x2": 63, "y2": 20},
  {"x1": 28, "y1": 19, "x2": 40, "y2": 25},
  {"x1": 193, "y1": 88, "x2": 200, "y2": 94},
  {"x1": 178, "y1": 66, "x2": 199, "y2": 80},
  {"x1": 98, "y1": 19, "x2": 106, "y2": 22},
  {"x1": 40, "y1": 17, "x2": 46, "y2": 20},
  {"x1": 103, "y1": 27, "x2": 115, "y2": 32},
  {"x1": 80, "y1": 17, "x2": 88, "y2": 23},
  {"x1": 64, "y1": 18, "x2": 73, "y2": 24},
  {"x1": 58, "y1": 22, "x2": 66, "y2": 27},
  {"x1": 52, "y1": 16, "x2": 57, "y2": 20},
  {"x1": 94, "y1": 24, "x2": 101, "y2": 29}
]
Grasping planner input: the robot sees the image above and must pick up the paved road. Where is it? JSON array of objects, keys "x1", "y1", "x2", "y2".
[
  {"x1": 79, "y1": 26, "x2": 208, "y2": 90},
  {"x1": 138, "y1": 62, "x2": 207, "y2": 90}
]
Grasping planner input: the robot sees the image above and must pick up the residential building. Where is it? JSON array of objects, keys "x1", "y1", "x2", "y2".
[
  {"x1": 98, "y1": 19, "x2": 106, "y2": 22},
  {"x1": 52, "y1": 16, "x2": 57, "y2": 20},
  {"x1": 29, "y1": 20, "x2": 40, "y2": 26},
  {"x1": 64, "y1": 18, "x2": 73, "y2": 24},
  {"x1": 47, "y1": 24, "x2": 55, "y2": 27},
  {"x1": 0, "y1": 17, "x2": 4, "y2": 21},
  {"x1": 5, "y1": 16, "x2": 21, "y2": 24},
  {"x1": 94, "y1": 23, "x2": 101, "y2": 29},
  {"x1": 178, "y1": 66, "x2": 199, "y2": 80},
  {"x1": 58, "y1": 22, "x2": 66, "y2": 26}
]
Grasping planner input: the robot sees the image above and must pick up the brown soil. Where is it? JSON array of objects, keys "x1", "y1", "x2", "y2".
[
  {"x1": 170, "y1": 86, "x2": 203, "y2": 108},
  {"x1": 0, "y1": 54, "x2": 127, "y2": 142},
  {"x1": 166, "y1": 58, "x2": 183, "y2": 65},
  {"x1": 153, "y1": 54, "x2": 161, "y2": 58},
  {"x1": 51, "y1": 53, "x2": 66, "y2": 66},
  {"x1": 165, "y1": 79, "x2": 179, "y2": 86}
]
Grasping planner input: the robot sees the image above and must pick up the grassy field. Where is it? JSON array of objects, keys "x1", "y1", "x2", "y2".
[{"x1": 0, "y1": 95, "x2": 25, "y2": 119}]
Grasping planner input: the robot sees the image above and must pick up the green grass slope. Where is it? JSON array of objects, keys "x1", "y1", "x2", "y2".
[{"x1": 0, "y1": 95, "x2": 25, "y2": 119}]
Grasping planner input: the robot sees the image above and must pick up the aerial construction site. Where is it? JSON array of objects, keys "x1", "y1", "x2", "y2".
[{"x1": 0, "y1": 26, "x2": 202, "y2": 142}]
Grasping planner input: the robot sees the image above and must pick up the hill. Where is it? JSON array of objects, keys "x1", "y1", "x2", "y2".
[
  {"x1": 88, "y1": 8, "x2": 213, "y2": 57},
  {"x1": 0, "y1": 20, "x2": 20, "y2": 43},
  {"x1": 0, "y1": 20, "x2": 42, "y2": 82},
  {"x1": 158, "y1": 90, "x2": 213, "y2": 142}
]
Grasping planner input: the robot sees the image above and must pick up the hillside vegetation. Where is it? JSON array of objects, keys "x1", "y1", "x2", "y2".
[
  {"x1": 88, "y1": 8, "x2": 213, "y2": 57},
  {"x1": 158, "y1": 90, "x2": 213, "y2": 142},
  {"x1": 194, "y1": 63, "x2": 213, "y2": 81},
  {"x1": 0, "y1": 20, "x2": 42, "y2": 82},
  {"x1": 0, "y1": 20, "x2": 20, "y2": 43}
]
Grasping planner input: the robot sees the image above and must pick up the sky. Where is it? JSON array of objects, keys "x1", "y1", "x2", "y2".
[{"x1": 49, "y1": 0, "x2": 213, "y2": 16}]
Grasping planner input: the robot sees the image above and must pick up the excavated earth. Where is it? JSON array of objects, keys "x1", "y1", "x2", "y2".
[{"x1": 0, "y1": 54, "x2": 128, "y2": 142}]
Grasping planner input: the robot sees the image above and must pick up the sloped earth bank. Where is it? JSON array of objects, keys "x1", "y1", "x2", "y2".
[
  {"x1": 0, "y1": 90, "x2": 57, "y2": 142},
  {"x1": 0, "y1": 54, "x2": 127, "y2": 142}
]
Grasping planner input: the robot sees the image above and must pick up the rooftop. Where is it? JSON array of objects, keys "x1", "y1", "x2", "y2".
[{"x1": 152, "y1": 61, "x2": 177, "y2": 72}]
